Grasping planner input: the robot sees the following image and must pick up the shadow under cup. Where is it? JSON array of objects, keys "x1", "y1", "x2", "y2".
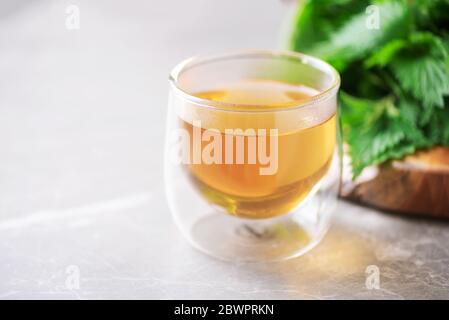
[{"x1": 165, "y1": 50, "x2": 341, "y2": 262}]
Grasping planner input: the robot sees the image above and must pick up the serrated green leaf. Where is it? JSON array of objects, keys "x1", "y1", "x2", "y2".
[
  {"x1": 427, "y1": 106, "x2": 449, "y2": 145},
  {"x1": 289, "y1": 0, "x2": 449, "y2": 179},
  {"x1": 341, "y1": 93, "x2": 433, "y2": 178},
  {"x1": 392, "y1": 56, "x2": 449, "y2": 108},
  {"x1": 365, "y1": 39, "x2": 407, "y2": 67},
  {"x1": 414, "y1": 0, "x2": 449, "y2": 33},
  {"x1": 313, "y1": 1, "x2": 411, "y2": 70},
  {"x1": 387, "y1": 33, "x2": 449, "y2": 109},
  {"x1": 289, "y1": 0, "x2": 370, "y2": 53}
]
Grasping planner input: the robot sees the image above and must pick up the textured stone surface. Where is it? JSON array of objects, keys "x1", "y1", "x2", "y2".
[{"x1": 1, "y1": 0, "x2": 448, "y2": 299}]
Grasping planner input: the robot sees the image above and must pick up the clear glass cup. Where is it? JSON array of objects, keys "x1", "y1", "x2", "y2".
[{"x1": 165, "y1": 50, "x2": 341, "y2": 262}]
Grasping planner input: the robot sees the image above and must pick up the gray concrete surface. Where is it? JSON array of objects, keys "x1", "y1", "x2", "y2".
[{"x1": 0, "y1": 0, "x2": 448, "y2": 299}]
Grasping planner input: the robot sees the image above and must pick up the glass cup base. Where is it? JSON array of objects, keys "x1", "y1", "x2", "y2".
[{"x1": 184, "y1": 201, "x2": 330, "y2": 262}]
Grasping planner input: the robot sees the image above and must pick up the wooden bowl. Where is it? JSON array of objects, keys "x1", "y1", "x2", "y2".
[{"x1": 340, "y1": 147, "x2": 449, "y2": 218}]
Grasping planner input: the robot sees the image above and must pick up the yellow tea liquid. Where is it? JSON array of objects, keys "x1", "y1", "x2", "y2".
[{"x1": 182, "y1": 80, "x2": 336, "y2": 219}]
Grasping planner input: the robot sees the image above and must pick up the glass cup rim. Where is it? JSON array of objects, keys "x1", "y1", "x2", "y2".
[{"x1": 169, "y1": 49, "x2": 341, "y2": 113}]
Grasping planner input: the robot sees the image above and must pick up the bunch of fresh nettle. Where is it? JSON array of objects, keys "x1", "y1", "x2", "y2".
[{"x1": 290, "y1": 0, "x2": 449, "y2": 178}]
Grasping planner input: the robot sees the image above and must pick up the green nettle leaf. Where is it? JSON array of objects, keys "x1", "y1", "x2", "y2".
[
  {"x1": 341, "y1": 93, "x2": 432, "y2": 178},
  {"x1": 429, "y1": 106, "x2": 449, "y2": 145},
  {"x1": 414, "y1": 0, "x2": 449, "y2": 32},
  {"x1": 365, "y1": 39, "x2": 407, "y2": 67},
  {"x1": 290, "y1": 0, "x2": 370, "y2": 53},
  {"x1": 289, "y1": 0, "x2": 449, "y2": 178},
  {"x1": 443, "y1": 117, "x2": 449, "y2": 145},
  {"x1": 392, "y1": 58, "x2": 449, "y2": 108},
  {"x1": 389, "y1": 33, "x2": 449, "y2": 109},
  {"x1": 313, "y1": 1, "x2": 411, "y2": 70},
  {"x1": 349, "y1": 120, "x2": 407, "y2": 177},
  {"x1": 341, "y1": 94, "x2": 411, "y2": 176}
]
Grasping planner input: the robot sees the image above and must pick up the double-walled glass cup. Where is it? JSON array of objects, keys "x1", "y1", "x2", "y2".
[{"x1": 165, "y1": 50, "x2": 341, "y2": 262}]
